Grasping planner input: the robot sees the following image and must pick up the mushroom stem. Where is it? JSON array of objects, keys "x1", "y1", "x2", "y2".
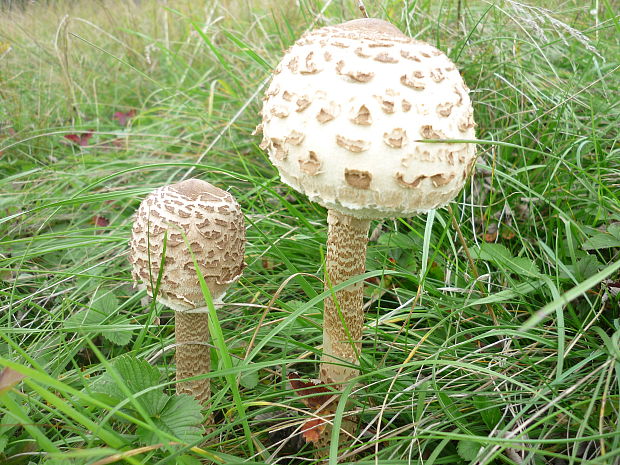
[
  {"x1": 321, "y1": 209, "x2": 370, "y2": 385},
  {"x1": 175, "y1": 311, "x2": 210, "y2": 404}
]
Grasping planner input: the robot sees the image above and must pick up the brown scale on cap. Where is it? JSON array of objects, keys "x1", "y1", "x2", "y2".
[
  {"x1": 271, "y1": 106, "x2": 289, "y2": 118},
  {"x1": 345, "y1": 168, "x2": 372, "y2": 189},
  {"x1": 301, "y1": 51, "x2": 320, "y2": 74},
  {"x1": 375, "y1": 94, "x2": 395, "y2": 114},
  {"x1": 296, "y1": 96, "x2": 312, "y2": 112},
  {"x1": 286, "y1": 130, "x2": 305, "y2": 145},
  {"x1": 458, "y1": 112, "x2": 477, "y2": 132},
  {"x1": 415, "y1": 145, "x2": 432, "y2": 161},
  {"x1": 400, "y1": 49, "x2": 421, "y2": 61},
  {"x1": 431, "y1": 173, "x2": 456, "y2": 187},
  {"x1": 335, "y1": 60, "x2": 375, "y2": 82},
  {"x1": 430, "y1": 68, "x2": 445, "y2": 83},
  {"x1": 269, "y1": 137, "x2": 288, "y2": 161},
  {"x1": 354, "y1": 47, "x2": 371, "y2": 58},
  {"x1": 395, "y1": 172, "x2": 427, "y2": 188},
  {"x1": 400, "y1": 72, "x2": 425, "y2": 90},
  {"x1": 400, "y1": 152, "x2": 414, "y2": 168},
  {"x1": 420, "y1": 125, "x2": 447, "y2": 139},
  {"x1": 336, "y1": 134, "x2": 370, "y2": 152},
  {"x1": 287, "y1": 56, "x2": 299, "y2": 73},
  {"x1": 317, "y1": 102, "x2": 340, "y2": 123},
  {"x1": 265, "y1": 83, "x2": 280, "y2": 97},
  {"x1": 453, "y1": 85, "x2": 464, "y2": 105},
  {"x1": 374, "y1": 52, "x2": 398, "y2": 63},
  {"x1": 384, "y1": 128, "x2": 407, "y2": 148},
  {"x1": 351, "y1": 104, "x2": 372, "y2": 125},
  {"x1": 437, "y1": 102, "x2": 454, "y2": 117},
  {"x1": 299, "y1": 151, "x2": 322, "y2": 175},
  {"x1": 368, "y1": 41, "x2": 393, "y2": 48},
  {"x1": 447, "y1": 150, "x2": 458, "y2": 166}
]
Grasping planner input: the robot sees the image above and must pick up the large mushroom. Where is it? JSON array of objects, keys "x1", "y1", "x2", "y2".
[
  {"x1": 129, "y1": 179, "x2": 245, "y2": 404},
  {"x1": 257, "y1": 19, "x2": 476, "y2": 386}
]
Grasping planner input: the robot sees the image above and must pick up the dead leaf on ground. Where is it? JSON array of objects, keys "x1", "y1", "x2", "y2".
[
  {"x1": 112, "y1": 109, "x2": 136, "y2": 127},
  {"x1": 301, "y1": 417, "x2": 327, "y2": 443},
  {"x1": 92, "y1": 215, "x2": 110, "y2": 227},
  {"x1": 64, "y1": 130, "x2": 94, "y2": 146},
  {"x1": 288, "y1": 372, "x2": 335, "y2": 409},
  {"x1": 0, "y1": 367, "x2": 26, "y2": 394}
]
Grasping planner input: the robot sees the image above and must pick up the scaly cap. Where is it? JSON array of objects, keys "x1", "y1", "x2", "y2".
[{"x1": 258, "y1": 18, "x2": 477, "y2": 219}]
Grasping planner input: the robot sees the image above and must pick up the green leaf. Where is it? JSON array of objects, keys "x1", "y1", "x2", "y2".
[
  {"x1": 472, "y1": 242, "x2": 511, "y2": 261},
  {"x1": 575, "y1": 255, "x2": 602, "y2": 280},
  {"x1": 90, "y1": 355, "x2": 161, "y2": 414},
  {"x1": 465, "y1": 279, "x2": 544, "y2": 307},
  {"x1": 378, "y1": 231, "x2": 420, "y2": 249},
  {"x1": 230, "y1": 358, "x2": 259, "y2": 390},
  {"x1": 137, "y1": 394, "x2": 204, "y2": 445},
  {"x1": 89, "y1": 356, "x2": 204, "y2": 445},
  {"x1": 473, "y1": 396, "x2": 502, "y2": 429},
  {"x1": 42, "y1": 460, "x2": 72, "y2": 465},
  {"x1": 608, "y1": 223, "x2": 620, "y2": 240},
  {"x1": 177, "y1": 455, "x2": 203, "y2": 465},
  {"x1": 101, "y1": 316, "x2": 134, "y2": 346},
  {"x1": 0, "y1": 435, "x2": 8, "y2": 453},
  {"x1": 65, "y1": 308, "x2": 104, "y2": 328},
  {"x1": 583, "y1": 231, "x2": 620, "y2": 250},
  {"x1": 507, "y1": 256, "x2": 540, "y2": 276},
  {"x1": 472, "y1": 243, "x2": 540, "y2": 277},
  {"x1": 65, "y1": 289, "x2": 133, "y2": 346},
  {"x1": 437, "y1": 392, "x2": 467, "y2": 431},
  {"x1": 91, "y1": 290, "x2": 119, "y2": 315},
  {"x1": 457, "y1": 439, "x2": 482, "y2": 461}
]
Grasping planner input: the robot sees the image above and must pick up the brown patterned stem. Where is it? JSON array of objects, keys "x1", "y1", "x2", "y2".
[
  {"x1": 175, "y1": 311, "x2": 210, "y2": 404},
  {"x1": 320, "y1": 209, "x2": 370, "y2": 386}
]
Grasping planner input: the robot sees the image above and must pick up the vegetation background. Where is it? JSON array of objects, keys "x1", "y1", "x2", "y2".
[{"x1": 0, "y1": 0, "x2": 619, "y2": 464}]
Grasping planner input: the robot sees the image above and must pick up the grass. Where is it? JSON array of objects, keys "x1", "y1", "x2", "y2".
[{"x1": 0, "y1": 0, "x2": 619, "y2": 463}]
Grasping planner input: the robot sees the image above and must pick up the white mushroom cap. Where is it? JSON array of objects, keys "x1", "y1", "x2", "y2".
[
  {"x1": 129, "y1": 179, "x2": 245, "y2": 311},
  {"x1": 258, "y1": 18, "x2": 477, "y2": 219}
]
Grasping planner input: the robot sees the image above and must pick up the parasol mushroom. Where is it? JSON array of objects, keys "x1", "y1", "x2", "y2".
[
  {"x1": 257, "y1": 18, "x2": 476, "y2": 386},
  {"x1": 129, "y1": 179, "x2": 245, "y2": 404}
]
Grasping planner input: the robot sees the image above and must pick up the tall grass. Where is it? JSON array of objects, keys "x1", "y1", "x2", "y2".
[{"x1": 1, "y1": 0, "x2": 619, "y2": 464}]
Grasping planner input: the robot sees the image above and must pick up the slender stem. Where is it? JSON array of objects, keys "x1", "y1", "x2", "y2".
[
  {"x1": 447, "y1": 204, "x2": 498, "y2": 324},
  {"x1": 320, "y1": 209, "x2": 370, "y2": 385},
  {"x1": 175, "y1": 311, "x2": 210, "y2": 404}
]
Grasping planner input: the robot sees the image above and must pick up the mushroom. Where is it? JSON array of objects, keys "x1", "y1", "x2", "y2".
[
  {"x1": 257, "y1": 19, "x2": 476, "y2": 386},
  {"x1": 129, "y1": 179, "x2": 245, "y2": 404}
]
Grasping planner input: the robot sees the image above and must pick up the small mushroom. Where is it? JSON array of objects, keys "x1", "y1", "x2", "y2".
[{"x1": 129, "y1": 179, "x2": 245, "y2": 404}]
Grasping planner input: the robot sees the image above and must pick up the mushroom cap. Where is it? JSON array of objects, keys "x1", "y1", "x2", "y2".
[
  {"x1": 258, "y1": 18, "x2": 476, "y2": 219},
  {"x1": 129, "y1": 179, "x2": 245, "y2": 311}
]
